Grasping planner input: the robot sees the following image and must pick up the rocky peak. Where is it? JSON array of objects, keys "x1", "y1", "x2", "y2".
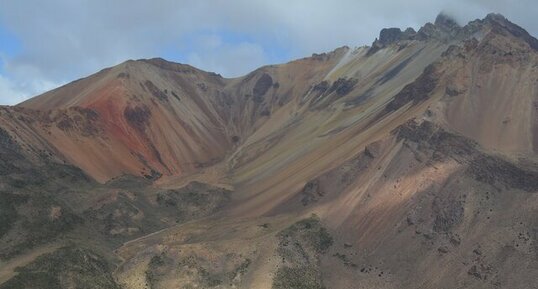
[
  {"x1": 481, "y1": 13, "x2": 538, "y2": 50},
  {"x1": 416, "y1": 13, "x2": 461, "y2": 41},
  {"x1": 367, "y1": 12, "x2": 538, "y2": 56},
  {"x1": 484, "y1": 13, "x2": 509, "y2": 24},
  {"x1": 377, "y1": 27, "x2": 417, "y2": 46},
  {"x1": 368, "y1": 27, "x2": 417, "y2": 55},
  {"x1": 378, "y1": 28, "x2": 403, "y2": 45},
  {"x1": 139, "y1": 58, "x2": 199, "y2": 74},
  {"x1": 368, "y1": 12, "x2": 463, "y2": 54},
  {"x1": 434, "y1": 12, "x2": 460, "y2": 30}
]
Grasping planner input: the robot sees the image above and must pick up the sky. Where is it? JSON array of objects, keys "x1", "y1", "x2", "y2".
[{"x1": 0, "y1": 0, "x2": 537, "y2": 105}]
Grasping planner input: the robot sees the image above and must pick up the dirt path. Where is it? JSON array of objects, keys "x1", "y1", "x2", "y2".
[{"x1": 0, "y1": 242, "x2": 64, "y2": 284}]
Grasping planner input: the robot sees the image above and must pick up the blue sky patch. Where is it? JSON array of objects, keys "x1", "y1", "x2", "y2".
[{"x1": 0, "y1": 25, "x2": 22, "y2": 56}]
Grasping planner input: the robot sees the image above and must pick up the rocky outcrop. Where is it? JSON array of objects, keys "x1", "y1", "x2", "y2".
[
  {"x1": 368, "y1": 13, "x2": 462, "y2": 55},
  {"x1": 417, "y1": 13, "x2": 461, "y2": 41},
  {"x1": 384, "y1": 64, "x2": 440, "y2": 112},
  {"x1": 124, "y1": 105, "x2": 151, "y2": 132},
  {"x1": 253, "y1": 73, "x2": 274, "y2": 100},
  {"x1": 368, "y1": 27, "x2": 417, "y2": 55}
]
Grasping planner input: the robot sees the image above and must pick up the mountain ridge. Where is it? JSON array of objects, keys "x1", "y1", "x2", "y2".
[{"x1": 0, "y1": 12, "x2": 537, "y2": 289}]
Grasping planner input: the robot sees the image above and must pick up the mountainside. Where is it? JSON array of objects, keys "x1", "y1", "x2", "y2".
[
  {"x1": 13, "y1": 51, "x2": 345, "y2": 182},
  {"x1": 1, "y1": 13, "x2": 537, "y2": 289}
]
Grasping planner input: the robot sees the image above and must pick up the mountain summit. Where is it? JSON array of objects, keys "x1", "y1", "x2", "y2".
[
  {"x1": 434, "y1": 12, "x2": 460, "y2": 29},
  {"x1": 0, "y1": 13, "x2": 537, "y2": 289}
]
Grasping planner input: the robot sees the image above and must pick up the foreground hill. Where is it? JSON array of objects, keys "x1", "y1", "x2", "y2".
[{"x1": 0, "y1": 13, "x2": 537, "y2": 289}]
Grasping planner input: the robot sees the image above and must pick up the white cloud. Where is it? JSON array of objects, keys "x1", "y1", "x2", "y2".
[
  {"x1": 0, "y1": 74, "x2": 25, "y2": 104},
  {"x1": 185, "y1": 34, "x2": 267, "y2": 77},
  {"x1": 0, "y1": 73, "x2": 59, "y2": 105}
]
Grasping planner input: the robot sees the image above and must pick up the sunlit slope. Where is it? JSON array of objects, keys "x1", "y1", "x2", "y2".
[{"x1": 14, "y1": 50, "x2": 346, "y2": 182}]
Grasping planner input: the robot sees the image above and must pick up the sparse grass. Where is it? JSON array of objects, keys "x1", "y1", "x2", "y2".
[
  {"x1": 0, "y1": 246, "x2": 120, "y2": 289},
  {"x1": 172, "y1": 254, "x2": 253, "y2": 288},
  {"x1": 278, "y1": 216, "x2": 333, "y2": 256},
  {"x1": 272, "y1": 266, "x2": 325, "y2": 289},
  {"x1": 333, "y1": 252, "x2": 357, "y2": 267},
  {"x1": 156, "y1": 182, "x2": 231, "y2": 222},
  {"x1": 146, "y1": 254, "x2": 167, "y2": 288},
  {"x1": 0, "y1": 193, "x2": 27, "y2": 238},
  {"x1": 229, "y1": 258, "x2": 251, "y2": 280},
  {"x1": 1, "y1": 193, "x2": 84, "y2": 259},
  {"x1": 273, "y1": 216, "x2": 333, "y2": 288}
]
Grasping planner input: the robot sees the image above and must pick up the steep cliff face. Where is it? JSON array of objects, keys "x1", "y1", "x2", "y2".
[{"x1": 0, "y1": 13, "x2": 537, "y2": 289}]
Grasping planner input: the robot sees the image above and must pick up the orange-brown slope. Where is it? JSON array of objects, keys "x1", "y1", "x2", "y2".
[
  {"x1": 15, "y1": 49, "x2": 348, "y2": 182},
  {"x1": 16, "y1": 60, "x2": 232, "y2": 181}
]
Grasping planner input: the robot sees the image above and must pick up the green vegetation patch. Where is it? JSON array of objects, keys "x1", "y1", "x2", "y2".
[
  {"x1": 1, "y1": 195, "x2": 83, "y2": 259},
  {"x1": 156, "y1": 181, "x2": 231, "y2": 222},
  {"x1": 273, "y1": 216, "x2": 333, "y2": 289},
  {"x1": 0, "y1": 246, "x2": 120, "y2": 289},
  {"x1": 177, "y1": 255, "x2": 223, "y2": 287},
  {"x1": 0, "y1": 193, "x2": 27, "y2": 238},
  {"x1": 277, "y1": 216, "x2": 333, "y2": 263},
  {"x1": 272, "y1": 265, "x2": 326, "y2": 289}
]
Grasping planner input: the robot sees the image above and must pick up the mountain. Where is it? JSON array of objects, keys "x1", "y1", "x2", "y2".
[{"x1": 0, "y1": 13, "x2": 537, "y2": 289}]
